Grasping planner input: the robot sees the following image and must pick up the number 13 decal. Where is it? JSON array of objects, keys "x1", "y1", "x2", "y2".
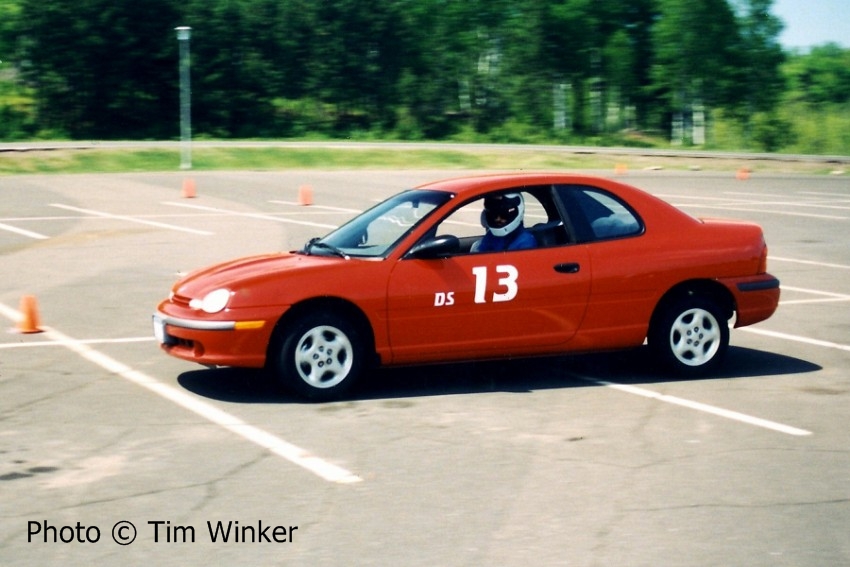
[{"x1": 472, "y1": 265, "x2": 519, "y2": 304}]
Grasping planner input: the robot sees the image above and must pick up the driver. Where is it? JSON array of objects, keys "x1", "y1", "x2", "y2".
[{"x1": 472, "y1": 193, "x2": 536, "y2": 252}]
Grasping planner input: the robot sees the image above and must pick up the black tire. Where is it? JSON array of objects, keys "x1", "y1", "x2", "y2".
[
  {"x1": 649, "y1": 294, "x2": 730, "y2": 376},
  {"x1": 272, "y1": 310, "x2": 365, "y2": 401}
]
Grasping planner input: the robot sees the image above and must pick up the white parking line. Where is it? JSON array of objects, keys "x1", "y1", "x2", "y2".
[
  {"x1": 0, "y1": 303, "x2": 362, "y2": 484},
  {"x1": 779, "y1": 285, "x2": 850, "y2": 305},
  {"x1": 672, "y1": 203, "x2": 847, "y2": 220},
  {"x1": 50, "y1": 204, "x2": 214, "y2": 236},
  {"x1": 576, "y1": 376, "x2": 812, "y2": 436},
  {"x1": 269, "y1": 200, "x2": 360, "y2": 213},
  {"x1": 655, "y1": 191, "x2": 850, "y2": 219},
  {"x1": 771, "y1": 256, "x2": 850, "y2": 270},
  {"x1": 0, "y1": 336, "x2": 154, "y2": 349},
  {"x1": 723, "y1": 192, "x2": 795, "y2": 199},
  {"x1": 656, "y1": 193, "x2": 757, "y2": 203},
  {"x1": 740, "y1": 327, "x2": 850, "y2": 353},
  {"x1": 163, "y1": 201, "x2": 338, "y2": 230},
  {"x1": 726, "y1": 192, "x2": 850, "y2": 210},
  {"x1": 798, "y1": 191, "x2": 850, "y2": 199},
  {"x1": 0, "y1": 221, "x2": 49, "y2": 240},
  {"x1": 749, "y1": 201, "x2": 850, "y2": 211}
]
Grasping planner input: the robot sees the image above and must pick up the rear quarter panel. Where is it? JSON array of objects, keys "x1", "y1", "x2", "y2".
[{"x1": 572, "y1": 188, "x2": 769, "y2": 350}]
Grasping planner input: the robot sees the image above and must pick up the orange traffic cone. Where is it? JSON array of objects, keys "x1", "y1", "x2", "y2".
[
  {"x1": 298, "y1": 184, "x2": 313, "y2": 206},
  {"x1": 182, "y1": 178, "x2": 197, "y2": 198},
  {"x1": 614, "y1": 163, "x2": 628, "y2": 175},
  {"x1": 16, "y1": 295, "x2": 43, "y2": 334},
  {"x1": 735, "y1": 167, "x2": 750, "y2": 181}
]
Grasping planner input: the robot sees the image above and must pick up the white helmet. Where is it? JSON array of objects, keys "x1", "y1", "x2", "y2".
[{"x1": 481, "y1": 193, "x2": 524, "y2": 237}]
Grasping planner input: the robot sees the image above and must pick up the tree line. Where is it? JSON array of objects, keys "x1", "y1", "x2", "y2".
[{"x1": 1, "y1": 0, "x2": 848, "y2": 151}]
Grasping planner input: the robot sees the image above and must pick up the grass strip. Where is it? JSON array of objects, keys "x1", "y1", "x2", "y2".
[{"x1": 0, "y1": 146, "x2": 845, "y2": 175}]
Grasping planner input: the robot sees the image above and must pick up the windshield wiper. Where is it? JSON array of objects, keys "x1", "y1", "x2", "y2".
[{"x1": 305, "y1": 238, "x2": 350, "y2": 260}]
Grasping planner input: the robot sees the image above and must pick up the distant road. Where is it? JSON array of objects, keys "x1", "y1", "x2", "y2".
[{"x1": 1, "y1": 140, "x2": 847, "y2": 164}]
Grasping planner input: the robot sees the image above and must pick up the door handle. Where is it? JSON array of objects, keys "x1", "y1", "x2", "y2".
[{"x1": 554, "y1": 262, "x2": 580, "y2": 274}]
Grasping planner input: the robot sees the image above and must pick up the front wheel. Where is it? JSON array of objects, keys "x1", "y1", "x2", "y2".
[
  {"x1": 649, "y1": 295, "x2": 730, "y2": 376},
  {"x1": 272, "y1": 311, "x2": 365, "y2": 401}
]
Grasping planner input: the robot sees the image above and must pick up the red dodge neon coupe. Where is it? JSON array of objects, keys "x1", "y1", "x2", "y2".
[{"x1": 154, "y1": 173, "x2": 779, "y2": 401}]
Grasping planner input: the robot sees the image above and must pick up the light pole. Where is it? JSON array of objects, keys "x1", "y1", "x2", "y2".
[{"x1": 175, "y1": 26, "x2": 192, "y2": 170}]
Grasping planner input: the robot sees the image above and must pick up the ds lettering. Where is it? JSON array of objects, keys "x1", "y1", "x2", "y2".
[{"x1": 434, "y1": 291, "x2": 455, "y2": 307}]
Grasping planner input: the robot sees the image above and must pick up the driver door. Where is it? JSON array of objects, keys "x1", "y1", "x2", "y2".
[{"x1": 385, "y1": 192, "x2": 591, "y2": 364}]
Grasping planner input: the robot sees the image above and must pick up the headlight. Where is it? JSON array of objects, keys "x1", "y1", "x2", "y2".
[{"x1": 189, "y1": 288, "x2": 231, "y2": 314}]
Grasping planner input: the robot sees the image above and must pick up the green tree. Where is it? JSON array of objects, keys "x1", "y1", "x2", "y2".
[
  {"x1": 502, "y1": 0, "x2": 657, "y2": 136},
  {"x1": 0, "y1": 0, "x2": 33, "y2": 139},
  {"x1": 595, "y1": 0, "x2": 657, "y2": 133},
  {"x1": 777, "y1": 43, "x2": 850, "y2": 155},
  {"x1": 3, "y1": 0, "x2": 835, "y2": 149},
  {"x1": 602, "y1": 0, "x2": 657, "y2": 131},
  {"x1": 602, "y1": 30, "x2": 636, "y2": 130},
  {"x1": 724, "y1": 0, "x2": 788, "y2": 148},
  {"x1": 179, "y1": 0, "x2": 273, "y2": 136},
  {"x1": 302, "y1": 0, "x2": 406, "y2": 133},
  {"x1": 395, "y1": 0, "x2": 513, "y2": 137},
  {"x1": 394, "y1": 0, "x2": 464, "y2": 137},
  {"x1": 18, "y1": 0, "x2": 180, "y2": 138},
  {"x1": 502, "y1": 0, "x2": 596, "y2": 133},
  {"x1": 0, "y1": 1, "x2": 20, "y2": 58},
  {"x1": 784, "y1": 43, "x2": 850, "y2": 104},
  {"x1": 650, "y1": 0, "x2": 742, "y2": 144},
  {"x1": 733, "y1": 0, "x2": 785, "y2": 111}
]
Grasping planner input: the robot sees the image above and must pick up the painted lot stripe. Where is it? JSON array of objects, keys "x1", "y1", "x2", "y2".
[
  {"x1": 50, "y1": 204, "x2": 214, "y2": 236},
  {"x1": 751, "y1": 201, "x2": 850, "y2": 212},
  {"x1": 780, "y1": 285, "x2": 850, "y2": 305},
  {"x1": 655, "y1": 193, "x2": 778, "y2": 205},
  {"x1": 577, "y1": 375, "x2": 812, "y2": 436},
  {"x1": 269, "y1": 200, "x2": 361, "y2": 213},
  {"x1": 659, "y1": 192, "x2": 850, "y2": 211},
  {"x1": 740, "y1": 327, "x2": 850, "y2": 354},
  {"x1": 798, "y1": 191, "x2": 850, "y2": 199},
  {"x1": 1, "y1": 213, "x2": 233, "y2": 222},
  {"x1": 771, "y1": 256, "x2": 850, "y2": 270},
  {"x1": 0, "y1": 336, "x2": 154, "y2": 349},
  {"x1": 0, "y1": 221, "x2": 49, "y2": 240},
  {"x1": 781, "y1": 297, "x2": 850, "y2": 306},
  {"x1": 672, "y1": 203, "x2": 847, "y2": 220},
  {"x1": 164, "y1": 201, "x2": 338, "y2": 230},
  {"x1": 720, "y1": 192, "x2": 850, "y2": 211},
  {"x1": 0, "y1": 304, "x2": 362, "y2": 484}
]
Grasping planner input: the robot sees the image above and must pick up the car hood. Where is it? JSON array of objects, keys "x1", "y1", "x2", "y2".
[{"x1": 174, "y1": 252, "x2": 338, "y2": 297}]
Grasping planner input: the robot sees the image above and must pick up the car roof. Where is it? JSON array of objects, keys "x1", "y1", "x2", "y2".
[
  {"x1": 415, "y1": 172, "x2": 621, "y2": 197},
  {"x1": 414, "y1": 172, "x2": 699, "y2": 231}
]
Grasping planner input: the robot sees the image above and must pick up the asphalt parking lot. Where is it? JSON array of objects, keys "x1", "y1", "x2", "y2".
[{"x1": 1, "y1": 169, "x2": 848, "y2": 566}]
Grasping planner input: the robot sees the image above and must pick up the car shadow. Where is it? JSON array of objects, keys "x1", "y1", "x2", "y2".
[{"x1": 176, "y1": 345, "x2": 822, "y2": 404}]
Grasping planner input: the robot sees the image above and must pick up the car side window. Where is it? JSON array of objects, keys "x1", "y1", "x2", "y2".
[
  {"x1": 435, "y1": 197, "x2": 485, "y2": 242},
  {"x1": 557, "y1": 185, "x2": 642, "y2": 242},
  {"x1": 433, "y1": 189, "x2": 564, "y2": 254}
]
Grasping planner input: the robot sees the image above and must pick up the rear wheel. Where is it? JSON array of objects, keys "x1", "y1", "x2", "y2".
[
  {"x1": 649, "y1": 295, "x2": 729, "y2": 376},
  {"x1": 272, "y1": 311, "x2": 365, "y2": 401}
]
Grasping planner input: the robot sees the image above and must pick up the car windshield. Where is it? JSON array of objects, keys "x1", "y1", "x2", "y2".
[{"x1": 302, "y1": 189, "x2": 452, "y2": 258}]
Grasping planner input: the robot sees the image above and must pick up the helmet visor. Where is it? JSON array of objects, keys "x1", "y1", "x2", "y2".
[{"x1": 484, "y1": 194, "x2": 521, "y2": 228}]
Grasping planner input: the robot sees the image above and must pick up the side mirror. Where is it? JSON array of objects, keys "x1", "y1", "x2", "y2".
[{"x1": 406, "y1": 235, "x2": 460, "y2": 259}]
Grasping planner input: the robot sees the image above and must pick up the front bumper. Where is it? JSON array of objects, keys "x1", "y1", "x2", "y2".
[{"x1": 153, "y1": 310, "x2": 276, "y2": 368}]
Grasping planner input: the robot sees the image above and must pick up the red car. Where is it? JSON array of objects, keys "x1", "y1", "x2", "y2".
[{"x1": 153, "y1": 173, "x2": 779, "y2": 401}]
